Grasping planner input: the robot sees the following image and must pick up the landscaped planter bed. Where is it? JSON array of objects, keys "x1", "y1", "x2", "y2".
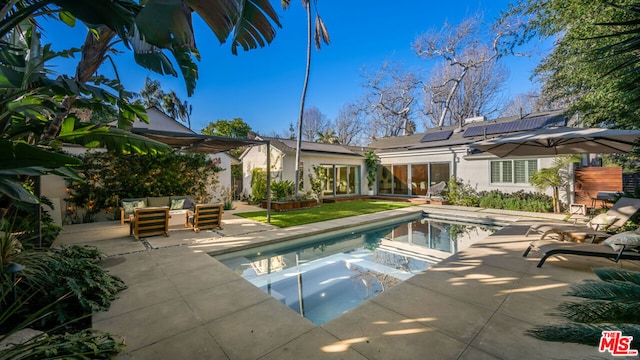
[{"x1": 261, "y1": 199, "x2": 319, "y2": 212}]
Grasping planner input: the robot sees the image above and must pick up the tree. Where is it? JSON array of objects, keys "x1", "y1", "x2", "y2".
[
  {"x1": 301, "y1": 106, "x2": 330, "y2": 141},
  {"x1": 284, "y1": 0, "x2": 330, "y2": 196},
  {"x1": 137, "y1": 77, "x2": 192, "y2": 128},
  {"x1": 334, "y1": 102, "x2": 365, "y2": 146},
  {"x1": 422, "y1": 45, "x2": 509, "y2": 127},
  {"x1": 359, "y1": 61, "x2": 420, "y2": 140},
  {"x1": 201, "y1": 118, "x2": 252, "y2": 138},
  {"x1": 315, "y1": 130, "x2": 339, "y2": 144},
  {"x1": 529, "y1": 155, "x2": 582, "y2": 213},
  {"x1": 413, "y1": 13, "x2": 525, "y2": 127},
  {"x1": 509, "y1": 0, "x2": 640, "y2": 129}
]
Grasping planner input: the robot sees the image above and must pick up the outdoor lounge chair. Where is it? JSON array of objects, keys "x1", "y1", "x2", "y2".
[
  {"x1": 426, "y1": 181, "x2": 447, "y2": 199},
  {"x1": 189, "y1": 203, "x2": 223, "y2": 232},
  {"x1": 525, "y1": 196, "x2": 640, "y2": 243},
  {"x1": 523, "y1": 239, "x2": 640, "y2": 268},
  {"x1": 130, "y1": 206, "x2": 170, "y2": 240}
]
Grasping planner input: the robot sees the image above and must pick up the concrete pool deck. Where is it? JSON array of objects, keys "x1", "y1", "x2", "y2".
[{"x1": 55, "y1": 203, "x2": 640, "y2": 359}]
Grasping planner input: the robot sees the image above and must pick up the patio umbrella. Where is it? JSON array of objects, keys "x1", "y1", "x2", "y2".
[{"x1": 469, "y1": 126, "x2": 640, "y2": 157}]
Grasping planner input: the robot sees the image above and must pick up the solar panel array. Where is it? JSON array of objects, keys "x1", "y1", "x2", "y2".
[
  {"x1": 462, "y1": 114, "x2": 565, "y2": 138},
  {"x1": 420, "y1": 130, "x2": 454, "y2": 143}
]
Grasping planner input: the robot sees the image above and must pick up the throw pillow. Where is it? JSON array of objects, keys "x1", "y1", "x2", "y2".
[
  {"x1": 588, "y1": 214, "x2": 618, "y2": 231},
  {"x1": 603, "y1": 231, "x2": 640, "y2": 251},
  {"x1": 170, "y1": 198, "x2": 185, "y2": 210},
  {"x1": 183, "y1": 198, "x2": 195, "y2": 210},
  {"x1": 122, "y1": 200, "x2": 145, "y2": 216}
]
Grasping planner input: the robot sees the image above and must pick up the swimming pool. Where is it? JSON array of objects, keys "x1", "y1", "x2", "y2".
[{"x1": 215, "y1": 214, "x2": 500, "y2": 325}]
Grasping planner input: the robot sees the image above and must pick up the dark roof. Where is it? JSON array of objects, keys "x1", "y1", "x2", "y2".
[
  {"x1": 368, "y1": 110, "x2": 568, "y2": 152},
  {"x1": 262, "y1": 137, "x2": 365, "y2": 157}
]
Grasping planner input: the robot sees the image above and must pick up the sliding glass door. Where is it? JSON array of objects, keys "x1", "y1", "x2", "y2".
[{"x1": 320, "y1": 165, "x2": 360, "y2": 196}]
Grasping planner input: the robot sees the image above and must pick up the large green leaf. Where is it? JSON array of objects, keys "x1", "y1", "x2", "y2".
[
  {"x1": 0, "y1": 140, "x2": 81, "y2": 172},
  {"x1": 186, "y1": 0, "x2": 281, "y2": 55},
  {"x1": 135, "y1": 0, "x2": 195, "y2": 50},
  {"x1": 0, "y1": 178, "x2": 39, "y2": 204},
  {"x1": 52, "y1": 0, "x2": 140, "y2": 46}
]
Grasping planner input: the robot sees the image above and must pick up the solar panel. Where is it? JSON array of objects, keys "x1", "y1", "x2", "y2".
[
  {"x1": 463, "y1": 114, "x2": 565, "y2": 137},
  {"x1": 420, "y1": 130, "x2": 453, "y2": 142}
]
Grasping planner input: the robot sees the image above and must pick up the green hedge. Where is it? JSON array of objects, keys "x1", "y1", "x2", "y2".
[{"x1": 68, "y1": 151, "x2": 223, "y2": 222}]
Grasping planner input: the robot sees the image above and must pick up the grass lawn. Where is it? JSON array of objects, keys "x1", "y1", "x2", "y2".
[{"x1": 235, "y1": 200, "x2": 415, "y2": 228}]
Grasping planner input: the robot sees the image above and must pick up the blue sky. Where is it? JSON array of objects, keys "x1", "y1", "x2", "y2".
[{"x1": 45, "y1": 1, "x2": 549, "y2": 136}]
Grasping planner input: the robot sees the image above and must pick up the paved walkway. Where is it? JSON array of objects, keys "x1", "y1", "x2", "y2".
[{"x1": 54, "y1": 203, "x2": 640, "y2": 359}]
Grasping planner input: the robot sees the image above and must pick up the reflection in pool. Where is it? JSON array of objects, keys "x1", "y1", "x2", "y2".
[{"x1": 216, "y1": 215, "x2": 500, "y2": 325}]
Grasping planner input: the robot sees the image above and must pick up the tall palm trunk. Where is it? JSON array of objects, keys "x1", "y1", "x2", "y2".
[{"x1": 294, "y1": 0, "x2": 311, "y2": 196}]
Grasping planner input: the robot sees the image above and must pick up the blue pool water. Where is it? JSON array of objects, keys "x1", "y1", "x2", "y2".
[{"x1": 215, "y1": 215, "x2": 500, "y2": 325}]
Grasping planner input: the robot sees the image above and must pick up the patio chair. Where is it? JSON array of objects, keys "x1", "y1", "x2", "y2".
[
  {"x1": 189, "y1": 203, "x2": 223, "y2": 232},
  {"x1": 523, "y1": 232, "x2": 640, "y2": 268},
  {"x1": 130, "y1": 206, "x2": 169, "y2": 240},
  {"x1": 426, "y1": 181, "x2": 447, "y2": 199},
  {"x1": 525, "y1": 197, "x2": 640, "y2": 243}
]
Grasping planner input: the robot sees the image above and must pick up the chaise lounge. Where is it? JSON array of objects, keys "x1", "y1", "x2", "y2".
[
  {"x1": 523, "y1": 231, "x2": 640, "y2": 268},
  {"x1": 525, "y1": 197, "x2": 640, "y2": 242}
]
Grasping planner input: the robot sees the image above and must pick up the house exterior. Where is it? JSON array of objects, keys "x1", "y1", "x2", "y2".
[
  {"x1": 242, "y1": 110, "x2": 584, "y2": 201},
  {"x1": 240, "y1": 137, "x2": 367, "y2": 199},
  {"x1": 367, "y1": 109, "x2": 575, "y2": 197}
]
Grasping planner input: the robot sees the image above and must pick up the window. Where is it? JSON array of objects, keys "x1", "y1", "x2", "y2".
[{"x1": 491, "y1": 160, "x2": 537, "y2": 184}]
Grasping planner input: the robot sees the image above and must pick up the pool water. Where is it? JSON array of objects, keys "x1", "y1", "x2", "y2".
[{"x1": 216, "y1": 215, "x2": 499, "y2": 325}]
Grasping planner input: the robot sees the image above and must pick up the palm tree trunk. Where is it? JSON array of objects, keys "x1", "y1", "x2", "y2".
[{"x1": 294, "y1": 0, "x2": 312, "y2": 196}]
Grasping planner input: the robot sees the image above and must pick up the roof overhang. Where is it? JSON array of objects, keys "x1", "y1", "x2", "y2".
[{"x1": 132, "y1": 129, "x2": 268, "y2": 153}]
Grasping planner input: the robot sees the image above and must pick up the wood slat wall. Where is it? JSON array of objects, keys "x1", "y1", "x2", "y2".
[{"x1": 574, "y1": 167, "x2": 622, "y2": 208}]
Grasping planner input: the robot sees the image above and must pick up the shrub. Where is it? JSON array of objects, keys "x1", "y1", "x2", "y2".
[
  {"x1": 445, "y1": 177, "x2": 554, "y2": 213},
  {"x1": 8, "y1": 245, "x2": 126, "y2": 331},
  {"x1": 271, "y1": 180, "x2": 295, "y2": 201},
  {"x1": 249, "y1": 168, "x2": 267, "y2": 204},
  {"x1": 445, "y1": 176, "x2": 480, "y2": 207},
  {"x1": 0, "y1": 282, "x2": 125, "y2": 359},
  {"x1": 478, "y1": 190, "x2": 553, "y2": 213}
]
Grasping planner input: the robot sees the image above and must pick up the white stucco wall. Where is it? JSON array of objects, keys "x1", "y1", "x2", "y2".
[
  {"x1": 241, "y1": 144, "x2": 367, "y2": 197},
  {"x1": 376, "y1": 146, "x2": 558, "y2": 197},
  {"x1": 241, "y1": 144, "x2": 285, "y2": 199},
  {"x1": 207, "y1": 152, "x2": 235, "y2": 203}
]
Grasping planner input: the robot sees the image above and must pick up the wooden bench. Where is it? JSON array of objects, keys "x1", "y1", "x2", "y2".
[
  {"x1": 130, "y1": 206, "x2": 169, "y2": 240},
  {"x1": 189, "y1": 204, "x2": 223, "y2": 232}
]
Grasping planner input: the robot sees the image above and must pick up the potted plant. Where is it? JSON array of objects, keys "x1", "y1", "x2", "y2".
[{"x1": 365, "y1": 150, "x2": 378, "y2": 196}]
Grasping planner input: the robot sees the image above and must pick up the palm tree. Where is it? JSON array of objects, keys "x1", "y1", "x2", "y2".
[
  {"x1": 315, "y1": 130, "x2": 339, "y2": 144},
  {"x1": 283, "y1": 0, "x2": 330, "y2": 196},
  {"x1": 529, "y1": 155, "x2": 582, "y2": 213}
]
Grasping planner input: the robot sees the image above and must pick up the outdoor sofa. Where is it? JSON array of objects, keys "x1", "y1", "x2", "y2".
[{"x1": 120, "y1": 196, "x2": 194, "y2": 226}]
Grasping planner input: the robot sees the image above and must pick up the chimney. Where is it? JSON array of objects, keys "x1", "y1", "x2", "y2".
[{"x1": 464, "y1": 115, "x2": 486, "y2": 124}]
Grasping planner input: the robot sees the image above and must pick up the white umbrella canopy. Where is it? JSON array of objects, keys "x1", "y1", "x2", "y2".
[{"x1": 470, "y1": 126, "x2": 640, "y2": 157}]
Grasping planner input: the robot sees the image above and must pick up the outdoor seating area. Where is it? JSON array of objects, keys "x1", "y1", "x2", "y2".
[{"x1": 124, "y1": 198, "x2": 224, "y2": 238}]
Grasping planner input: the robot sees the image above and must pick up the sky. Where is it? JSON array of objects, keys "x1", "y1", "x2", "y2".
[{"x1": 44, "y1": 1, "x2": 550, "y2": 137}]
